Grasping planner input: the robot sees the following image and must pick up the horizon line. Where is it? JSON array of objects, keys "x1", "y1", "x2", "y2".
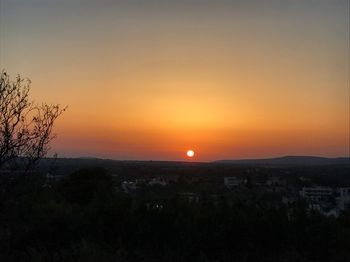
[{"x1": 42, "y1": 154, "x2": 350, "y2": 163}]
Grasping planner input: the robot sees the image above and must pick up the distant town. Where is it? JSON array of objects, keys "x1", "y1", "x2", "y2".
[
  {"x1": 38, "y1": 156, "x2": 350, "y2": 217},
  {"x1": 1, "y1": 156, "x2": 350, "y2": 261}
]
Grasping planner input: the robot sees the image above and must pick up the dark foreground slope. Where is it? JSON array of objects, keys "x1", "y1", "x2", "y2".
[{"x1": 1, "y1": 163, "x2": 350, "y2": 262}]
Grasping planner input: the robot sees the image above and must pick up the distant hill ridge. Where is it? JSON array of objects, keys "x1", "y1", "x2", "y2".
[
  {"x1": 216, "y1": 156, "x2": 350, "y2": 166},
  {"x1": 37, "y1": 155, "x2": 350, "y2": 167}
]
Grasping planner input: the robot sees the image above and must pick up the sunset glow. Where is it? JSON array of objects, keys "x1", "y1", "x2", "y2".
[{"x1": 1, "y1": 0, "x2": 349, "y2": 161}]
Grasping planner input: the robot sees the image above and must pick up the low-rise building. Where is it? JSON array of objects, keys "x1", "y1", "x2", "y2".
[
  {"x1": 179, "y1": 192, "x2": 200, "y2": 203},
  {"x1": 300, "y1": 186, "x2": 333, "y2": 202},
  {"x1": 338, "y1": 187, "x2": 350, "y2": 210},
  {"x1": 266, "y1": 176, "x2": 287, "y2": 187},
  {"x1": 122, "y1": 181, "x2": 138, "y2": 192},
  {"x1": 224, "y1": 177, "x2": 244, "y2": 188},
  {"x1": 149, "y1": 177, "x2": 167, "y2": 186},
  {"x1": 46, "y1": 172, "x2": 66, "y2": 182}
]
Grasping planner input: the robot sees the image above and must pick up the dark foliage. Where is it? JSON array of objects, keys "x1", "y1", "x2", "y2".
[{"x1": 1, "y1": 168, "x2": 349, "y2": 262}]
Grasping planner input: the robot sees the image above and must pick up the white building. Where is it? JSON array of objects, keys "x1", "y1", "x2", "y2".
[
  {"x1": 300, "y1": 186, "x2": 333, "y2": 202},
  {"x1": 148, "y1": 177, "x2": 167, "y2": 186},
  {"x1": 122, "y1": 181, "x2": 138, "y2": 192},
  {"x1": 338, "y1": 187, "x2": 350, "y2": 210},
  {"x1": 300, "y1": 186, "x2": 350, "y2": 217},
  {"x1": 266, "y1": 177, "x2": 287, "y2": 187},
  {"x1": 46, "y1": 172, "x2": 65, "y2": 182},
  {"x1": 224, "y1": 177, "x2": 244, "y2": 188},
  {"x1": 179, "y1": 192, "x2": 200, "y2": 203}
]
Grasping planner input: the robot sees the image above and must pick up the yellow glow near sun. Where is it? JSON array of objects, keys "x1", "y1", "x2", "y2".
[{"x1": 187, "y1": 150, "x2": 195, "y2": 158}]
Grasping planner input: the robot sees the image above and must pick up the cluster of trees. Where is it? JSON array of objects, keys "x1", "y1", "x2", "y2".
[{"x1": 1, "y1": 167, "x2": 350, "y2": 262}]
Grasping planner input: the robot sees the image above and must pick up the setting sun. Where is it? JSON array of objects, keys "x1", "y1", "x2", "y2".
[{"x1": 187, "y1": 150, "x2": 195, "y2": 158}]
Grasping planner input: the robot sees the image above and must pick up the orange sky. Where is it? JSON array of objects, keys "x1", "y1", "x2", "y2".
[{"x1": 1, "y1": 0, "x2": 349, "y2": 161}]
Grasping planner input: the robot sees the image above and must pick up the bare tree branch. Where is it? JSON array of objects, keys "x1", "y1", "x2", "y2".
[{"x1": 0, "y1": 70, "x2": 66, "y2": 171}]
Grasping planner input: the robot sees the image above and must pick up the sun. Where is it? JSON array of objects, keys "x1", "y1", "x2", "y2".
[{"x1": 186, "y1": 150, "x2": 195, "y2": 158}]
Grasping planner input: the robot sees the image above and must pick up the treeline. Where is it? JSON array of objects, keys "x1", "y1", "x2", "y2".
[{"x1": 1, "y1": 168, "x2": 350, "y2": 262}]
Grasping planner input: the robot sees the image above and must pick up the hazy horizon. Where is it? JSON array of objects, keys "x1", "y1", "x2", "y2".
[
  {"x1": 43, "y1": 154, "x2": 350, "y2": 163},
  {"x1": 1, "y1": 0, "x2": 349, "y2": 161}
]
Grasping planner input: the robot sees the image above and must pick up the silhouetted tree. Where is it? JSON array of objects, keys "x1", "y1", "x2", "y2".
[{"x1": 0, "y1": 70, "x2": 66, "y2": 170}]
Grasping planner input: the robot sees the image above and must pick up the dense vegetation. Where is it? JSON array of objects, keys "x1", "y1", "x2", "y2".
[{"x1": 1, "y1": 167, "x2": 350, "y2": 262}]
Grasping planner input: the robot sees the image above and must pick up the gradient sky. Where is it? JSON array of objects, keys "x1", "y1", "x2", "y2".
[{"x1": 1, "y1": 0, "x2": 349, "y2": 161}]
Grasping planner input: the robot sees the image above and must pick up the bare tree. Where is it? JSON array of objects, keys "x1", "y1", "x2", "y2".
[{"x1": 0, "y1": 70, "x2": 66, "y2": 170}]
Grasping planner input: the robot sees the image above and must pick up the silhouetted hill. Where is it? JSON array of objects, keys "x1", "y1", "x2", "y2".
[{"x1": 216, "y1": 156, "x2": 350, "y2": 166}]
